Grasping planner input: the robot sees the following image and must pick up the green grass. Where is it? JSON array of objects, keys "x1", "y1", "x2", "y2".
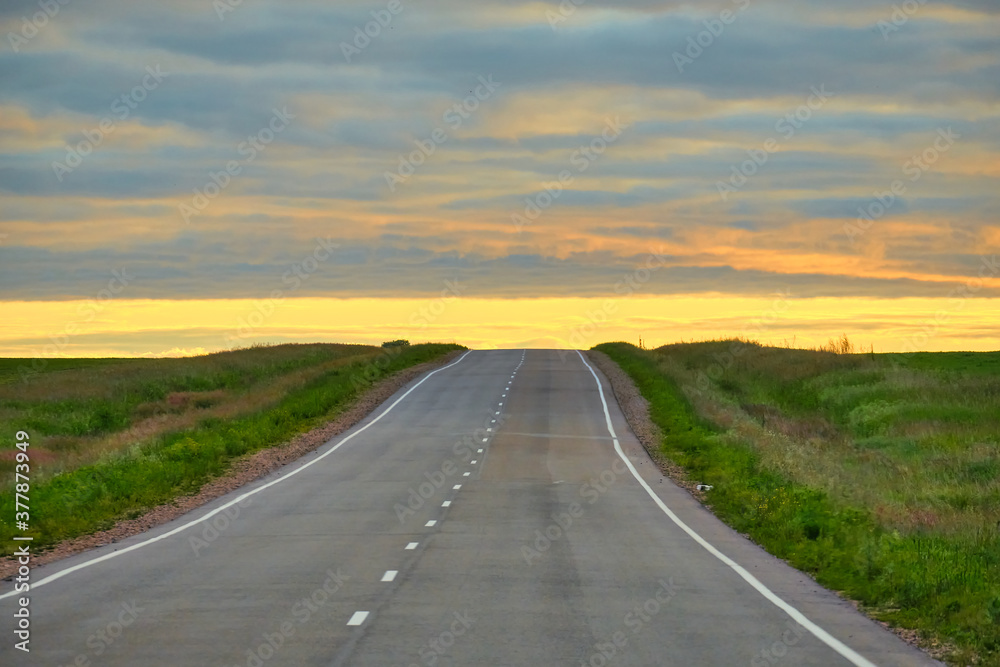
[
  {"x1": 0, "y1": 343, "x2": 379, "y2": 440},
  {"x1": 0, "y1": 357, "x2": 144, "y2": 384},
  {"x1": 596, "y1": 341, "x2": 1000, "y2": 666},
  {"x1": 0, "y1": 342, "x2": 463, "y2": 555},
  {"x1": 888, "y1": 350, "x2": 1000, "y2": 376}
]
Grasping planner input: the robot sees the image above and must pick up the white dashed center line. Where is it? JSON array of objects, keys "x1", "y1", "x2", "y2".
[
  {"x1": 381, "y1": 570, "x2": 398, "y2": 582},
  {"x1": 347, "y1": 611, "x2": 369, "y2": 626}
]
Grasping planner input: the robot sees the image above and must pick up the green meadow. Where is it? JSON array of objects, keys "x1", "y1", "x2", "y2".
[{"x1": 597, "y1": 341, "x2": 1000, "y2": 666}]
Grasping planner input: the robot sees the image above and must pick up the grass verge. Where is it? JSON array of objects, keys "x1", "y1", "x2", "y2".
[
  {"x1": 596, "y1": 341, "x2": 999, "y2": 666},
  {"x1": 0, "y1": 342, "x2": 463, "y2": 556}
]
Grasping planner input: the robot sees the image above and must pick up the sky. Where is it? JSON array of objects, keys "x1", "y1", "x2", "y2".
[{"x1": 0, "y1": 0, "x2": 998, "y2": 356}]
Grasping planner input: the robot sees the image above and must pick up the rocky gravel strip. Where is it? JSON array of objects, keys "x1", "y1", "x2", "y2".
[
  {"x1": 586, "y1": 350, "x2": 707, "y2": 502},
  {"x1": 1, "y1": 350, "x2": 464, "y2": 580}
]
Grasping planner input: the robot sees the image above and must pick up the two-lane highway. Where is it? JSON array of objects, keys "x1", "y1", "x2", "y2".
[{"x1": 1, "y1": 350, "x2": 938, "y2": 666}]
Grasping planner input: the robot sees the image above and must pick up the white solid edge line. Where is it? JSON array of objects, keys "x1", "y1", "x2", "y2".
[
  {"x1": 0, "y1": 350, "x2": 474, "y2": 601},
  {"x1": 574, "y1": 350, "x2": 878, "y2": 667}
]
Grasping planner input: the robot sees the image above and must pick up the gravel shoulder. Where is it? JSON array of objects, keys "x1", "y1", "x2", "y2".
[
  {"x1": 586, "y1": 349, "x2": 707, "y2": 501},
  {"x1": 0, "y1": 350, "x2": 464, "y2": 580}
]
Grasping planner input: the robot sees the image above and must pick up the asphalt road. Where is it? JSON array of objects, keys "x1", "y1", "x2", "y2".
[{"x1": 1, "y1": 349, "x2": 939, "y2": 666}]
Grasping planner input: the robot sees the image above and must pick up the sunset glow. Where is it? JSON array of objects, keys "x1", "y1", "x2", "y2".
[{"x1": 1, "y1": 0, "x2": 998, "y2": 355}]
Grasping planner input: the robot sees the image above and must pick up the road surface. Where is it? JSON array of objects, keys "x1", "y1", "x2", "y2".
[{"x1": 1, "y1": 349, "x2": 938, "y2": 666}]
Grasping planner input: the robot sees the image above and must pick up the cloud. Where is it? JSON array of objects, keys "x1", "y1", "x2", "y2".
[{"x1": 0, "y1": 0, "x2": 998, "y2": 337}]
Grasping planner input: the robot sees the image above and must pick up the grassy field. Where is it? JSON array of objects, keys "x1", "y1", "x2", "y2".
[
  {"x1": 596, "y1": 341, "x2": 1000, "y2": 666},
  {"x1": 0, "y1": 342, "x2": 463, "y2": 556}
]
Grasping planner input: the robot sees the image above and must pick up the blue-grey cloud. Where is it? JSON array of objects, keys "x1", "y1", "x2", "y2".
[{"x1": 1, "y1": 0, "x2": 999, "y2": 311}]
